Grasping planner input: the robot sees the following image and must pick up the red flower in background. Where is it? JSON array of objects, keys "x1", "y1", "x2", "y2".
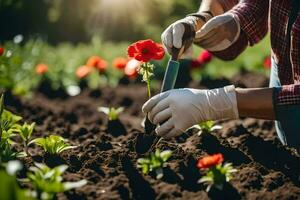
[
  {"x1": 127, "y1": 39, "x2": 165, "y2": 62},
  {"x1": 197, "y1": 153, "x2": 224, "y2": 169},
  {"x1": 113, "y1": 57, "x2": 128, "y2": 70},
  {"x1": 0, "y1": 47, "x2": 4, "y2": 56},
  {"x1": 264, "y1": 56, "x2": 271, "y2": 69},
  {"x1": 124, "y1": 59, "x2": 141, "y2": 79},
  {"x1": 86, "y1": 56, "x2": 108, "y2": 72},
  {"x1": 190, "y1": 59, "x2": 202, "y2": 69},
  {"x1": 76, "y1": 65, "x2": 92, "y2": 79},
  {"x1": 198, "y1": 50, "x2": 213, "y2": 64},
  {"x1": 35, "y1": 63, "x2": 48, "y2": 75}
]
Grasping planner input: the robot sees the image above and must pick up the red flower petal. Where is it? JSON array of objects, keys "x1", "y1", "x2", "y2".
[
  {"x1": 0, "y1": 47, "x2": 4, "y2": 56},
  {"x1": 76, "y1": 65, "x2": 92, "y2": 79},
  {"x1": 197, "y1": 153, "x2": 224, "y2": 169},
  {"x1": 198, "y1": 50, "x2": 213, "y2": 63},
  {"x1": 113, "y1": 57, "x2": 128, "y2": 70}
]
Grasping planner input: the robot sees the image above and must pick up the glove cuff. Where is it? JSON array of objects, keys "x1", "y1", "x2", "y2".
[{"x1": 224, "y1": 85, "x2": 239, "y2": 119}]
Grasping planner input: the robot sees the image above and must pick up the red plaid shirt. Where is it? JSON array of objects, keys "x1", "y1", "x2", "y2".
[{"x1": 214, "y1": 0, "x2": 300, "y2": 106}]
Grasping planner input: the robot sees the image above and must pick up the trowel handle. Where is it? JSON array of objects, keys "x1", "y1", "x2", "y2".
[{"x1": 171, "y1": 23, "x2": 195, "y2": 61}]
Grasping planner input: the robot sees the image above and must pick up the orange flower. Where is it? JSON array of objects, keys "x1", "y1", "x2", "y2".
[
  {"x1": 113, "y1": 57, "x2": 128, "y2": 70},
  {"x1": 35, "y1": 63, "x2": 48, "y2": 75},
  {"x1": 127, "y1": 39, "x2": 165, "y2": 62},
  {"x1": 197, "y1": 153, "x2": 224, "y2": 169},
  {"x1": 0, "y1": 47, "x2": 4, "y2": 56},
  {"x1": 124, "y1": 59, "x2": 141, "y2": 79},
  {"x1": 86, "y1": 56, "x2": 108, "y2": 72},
  {"x1": 76, "y1": 65, "x2": 92, "y2": 79}
]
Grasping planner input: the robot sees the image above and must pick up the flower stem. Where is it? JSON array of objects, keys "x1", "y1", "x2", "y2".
[{"x1": 145, "y1": 63, "x2": 151, "y2": 99}]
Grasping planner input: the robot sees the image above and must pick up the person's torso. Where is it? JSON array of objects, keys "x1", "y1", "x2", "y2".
[{"x1": 270, "y1": 0, "x2": 300, "y2": 85}]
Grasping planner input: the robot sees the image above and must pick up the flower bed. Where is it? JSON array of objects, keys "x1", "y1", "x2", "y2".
[{"x1": 4, "y1": 72, "x2": 300, "y2": 200}]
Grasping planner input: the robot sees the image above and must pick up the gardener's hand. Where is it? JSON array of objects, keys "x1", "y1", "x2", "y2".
[
  {"x1": 195, "y1": 13, "x2": 240, "y2": 52},
  {"x1": 142, "y1": 86, "x2": 239, "y2": 138},
  {"x1": 161, "y1": 16, "x2": 206, "y2": 54}
]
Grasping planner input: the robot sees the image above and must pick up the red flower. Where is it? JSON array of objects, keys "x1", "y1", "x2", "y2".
[
  {"x1": 264, "y1": 56, "x2": 271, "y2": 69},
  {"x1": 127, "y1": 39, "x2": 165, "y2": 62},
  {"x1": 86, "y1": 56, "x2": 108, "y2": 72},
  {"x1": 198, "y1": 50, "x2": 213, "y2": 64},
  {"x1": 76, "y1": 65, "x2": 92, "y2": 79},
  {"x1": 35, "y1": 63, "x2": 48, "y2": 75},
  {"x1": 197, "y1": 153, "x2": 224, "y2": 169},
  {"x1": 113, "y1": 57, "x2": 128, "y2": 70},
  {"x1": 190, "y1": 59, "x2": 202, "y2": 69},
  {"x1": 124, "y1": 59, "x2": 141, "y2": 79},
  {"x1": 0, "y1": 47, "x2": 4, "y2": 56}
]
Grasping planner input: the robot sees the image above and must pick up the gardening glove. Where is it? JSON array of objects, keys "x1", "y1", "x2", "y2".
[
  {"x1": 195, "y1": 13, "x2": 240, "y2": 52},
  {"x1": 161, "y1": 13, "x2": 211, "y2": 55},
  {"x1": 142, "y1": 85, "x2": 238, "y2": 138}
]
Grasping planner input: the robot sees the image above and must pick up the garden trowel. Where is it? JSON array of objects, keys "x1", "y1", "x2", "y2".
[{"x1": 144, "y1": 23, "x2": 195, "y2": 144}]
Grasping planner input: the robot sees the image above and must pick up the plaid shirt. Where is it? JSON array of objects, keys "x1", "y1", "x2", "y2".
[{"x1": 214, "y1": 0, "x2": 300, "y2": 106}]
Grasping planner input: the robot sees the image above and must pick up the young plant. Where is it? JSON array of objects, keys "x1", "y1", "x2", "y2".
[
  {"x1": 137, "y1": 149, "x2": 172, "y2": 179},
  {"x1": 127, "y1": 39, "x2": 164, "y2": 99},
  {"x1": 16, "y1": 122, "x2": 35, "y2": 155},
  {"x1": 24, "y1": 163, "x2": 87, "y2": 200},
  {"x1": 29, "y1": 135, "x2": 77, "y2": 155},
  {"x1": 197, "y1": 153, "x2": 237, "y2": 192},
  {"x1": 0, "y1": 94, "x2": 25, "y2": 162},
  {"x1": 192, "y1": 121, "x2": 222, "y2": 135},
  {"x1": 98, "y1": 106, "x2": 124, "y2": 121}
]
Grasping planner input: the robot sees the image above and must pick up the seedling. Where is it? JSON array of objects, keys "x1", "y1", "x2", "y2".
[
  {"x1": 137, "y1": 149, "x2": 172, "y2": 179},
  {"x1": 16, "y1": 122, "x2": 35, "y2": 155},
  {"x1": 98, "y1": 106, "x2": 124, "y2": 121},
  {"x1": 29, "y1": 135, "x2": 77, "y2": 155},
  {"x1": 197, "y1": 153, "x2": 237, "y2": 192},
  {"x1": 24, "y1": 163, "x2": 87, "y2": 200},
  {"x1": 192, "y1": 121, "x2": 222, "y2": 135}
]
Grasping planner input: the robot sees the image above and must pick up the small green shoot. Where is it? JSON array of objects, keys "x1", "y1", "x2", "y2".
[
  {"x1": 192, "y1": 121, "x2": 222, "y2": 135},
  {"x1": 16, "y1": 122, "x2": 35, "y2": 155},
  {"x1": 24, "y1": 163, "x2": 87, "y2": 200},
  {"x1": 137, "y1": 149, "x2": 172, "y2": 179},
  {"x1": 139, "y1": 63, "x2": 154, "y2": 98},
  {"x1": 198, "y1": 163, "x2": 237, "y2": 192},
  {"x1": 29, "y1": 135, "x2": 77, "y2": 155},
  {"x1": 98, "y1": 106, "x2": 124, "y2": 121}
]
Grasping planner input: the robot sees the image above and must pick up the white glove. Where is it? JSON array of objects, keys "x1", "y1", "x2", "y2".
[
  {"x1": 142, "y1": 85, "x2": 239, "y2": 138},
  {"x1": 161, "y1": 16, "x2": 202, "y2": 54},
  {"x1": 195, "y1": 13, "x2": 240, "y2": 52}
]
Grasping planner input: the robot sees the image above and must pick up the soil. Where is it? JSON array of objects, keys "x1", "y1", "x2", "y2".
[{"x1": 5, "y1": 71, "x2": 300, "y2": 200}]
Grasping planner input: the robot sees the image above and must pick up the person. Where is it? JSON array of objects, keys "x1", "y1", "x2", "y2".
[{"x1": 142, "y1": 0, "x2": 300, "y2": 151}]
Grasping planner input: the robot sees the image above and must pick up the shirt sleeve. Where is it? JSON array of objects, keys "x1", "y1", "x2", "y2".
[
  {"x1": 211, "y1": 0, "x2": 269, "y2": 60},
  {"x1": 275, "y1": 84, "x2": 300, "y2": 106}
]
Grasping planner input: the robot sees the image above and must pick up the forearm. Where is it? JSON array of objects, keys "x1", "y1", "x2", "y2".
[{"x1": 236, "y1": 88, "x2": 275, "y2": 120}]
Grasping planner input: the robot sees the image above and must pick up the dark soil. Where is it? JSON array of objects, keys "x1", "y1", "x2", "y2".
[{"x1": 5, "y1": 72, "x2": 300, "y2": 200}]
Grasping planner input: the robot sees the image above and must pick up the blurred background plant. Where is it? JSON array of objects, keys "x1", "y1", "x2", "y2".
[{"x1": 0, "y1": 0, "x2": 271, "y2": 96}]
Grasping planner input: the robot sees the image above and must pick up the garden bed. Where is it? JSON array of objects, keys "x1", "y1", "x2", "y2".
[{"x1": 6, "y1": 72, "x2": 300, "y2": 200}]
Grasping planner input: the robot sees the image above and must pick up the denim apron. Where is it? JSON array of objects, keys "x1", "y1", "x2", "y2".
[{"x1": 270, "y1": 60, "x2": 300, "y2": 151}]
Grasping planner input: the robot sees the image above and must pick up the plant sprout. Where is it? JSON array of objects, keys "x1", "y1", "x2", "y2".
[
  {"x1": 137, "y1": 149, "x2": 172, "y2": 179},
  {"x1": 98, "y1": 106, "x2": 124, "y2": 121},
  {"x1": 24, "y1": 163, "x2": 87, "y2": 200},
  {"x1": 192, "y1": 121, "x2": 222, "y2": 135},
  {"x1": 16, "y1": 122, "x2": 35, "y2": 155},
  {"x1": 197, "y1": 153, "x2": 237, "y2": 192},
  {"x1": 29, "y1": 135, "x2": 77, "y2": 155}
]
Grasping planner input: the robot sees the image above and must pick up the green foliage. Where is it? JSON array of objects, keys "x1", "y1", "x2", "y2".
[
  {"x1": 137, "y1": 149, "x2": 172, "y2": 179},
  {"x1": 25, "y1": 163, "x2": 87, "y2": 200},
  {"x1": 17, "y1": 122, "x2": 35, "y2": 143},
  {"x1": 29, "y1": 135, "x2": 77, "y2": 155},
  {"x1": 198, "y1": 163, "x2": 237, "y2": 192},
  {"x1": 0, "y1": 95, "x2": 26, "y2": 162},
  {"x1": 0, "y1": 160, "x2": 32, "y2": 200},
  {"x1": 98, "y1": 106, "x2": 124, "y2": 121},
  {"x1": 192, "y1": 121, "x2": 222, "y2": 135}
]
